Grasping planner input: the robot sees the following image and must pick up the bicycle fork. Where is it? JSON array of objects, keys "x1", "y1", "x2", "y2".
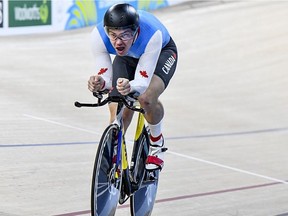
[
  {"x1": 114, "y1": 130, "x2": 125, "y2": 178},
  {"x1": 114, "y1": 129, "x2": 133, "y2": 200}
]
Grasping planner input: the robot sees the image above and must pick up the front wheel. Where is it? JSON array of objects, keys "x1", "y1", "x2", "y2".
[{"x1": 91, "y1": 124, "x2": 122, "y2": 216}]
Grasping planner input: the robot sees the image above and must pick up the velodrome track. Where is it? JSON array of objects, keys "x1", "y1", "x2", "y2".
[{"x1": 1, "y1": 1, "x2": 288, "y2": 215}]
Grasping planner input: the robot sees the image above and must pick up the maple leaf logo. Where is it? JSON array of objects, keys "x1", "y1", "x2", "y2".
[
  {"x1": 98, "y1": 68, "x2": 108, "y2": 75},
  {"x1": 140, "y1": 70, "x2": 148, "y2": 78}
]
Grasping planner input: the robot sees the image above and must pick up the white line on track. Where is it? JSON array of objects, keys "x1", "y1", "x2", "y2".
[
  {"x1": 23, "y1": 113, "x2": 288, "y2": 185},
  {"x1": 168, "y1": 151, "x2": 288, "y2": 185}
]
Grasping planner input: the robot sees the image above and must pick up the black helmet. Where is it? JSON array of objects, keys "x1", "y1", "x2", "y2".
[{"x1": 104, "y1": 3, "x2": 139, "y2": 32}]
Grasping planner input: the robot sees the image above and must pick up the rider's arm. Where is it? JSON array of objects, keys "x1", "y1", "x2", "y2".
[
  {"x1": 90, "y1": 27, "x2": 113, "y2": 90},
  {"x1": 129, "y1": 31, "x2": 162, "y2": 94}
]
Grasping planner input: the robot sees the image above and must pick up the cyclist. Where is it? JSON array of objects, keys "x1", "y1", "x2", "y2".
[{"x1": 88, "y1": 3, "x2": 178, "y2": 171}]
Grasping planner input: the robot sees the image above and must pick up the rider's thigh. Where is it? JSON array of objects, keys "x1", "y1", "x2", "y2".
[
  {"x1": 123, "y1": 108, "x2": 134, "y2": 131},
  {"x1": 108, "y1": 103, "x2": 118, "y2": 123},
  {"x1": 139, "y1": 75, "x2": 165, "y2": 105},
  {"x1": 108, "y1": 103, "x2": 134, "y2": 131}
]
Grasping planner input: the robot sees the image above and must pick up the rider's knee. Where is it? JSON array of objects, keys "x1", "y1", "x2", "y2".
[{"x1": 138, "y1": 93, "x2": 156, "y2": 111}]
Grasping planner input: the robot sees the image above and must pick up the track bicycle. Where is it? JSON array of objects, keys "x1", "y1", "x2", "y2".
[{"x1": 75, "y1": 91, "x2": 164, "y2": 216}]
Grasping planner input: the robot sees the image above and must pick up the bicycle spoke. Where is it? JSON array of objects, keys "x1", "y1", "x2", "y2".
[{"x1": 96, "y1": 182, "x2": 119, "y2": 197}]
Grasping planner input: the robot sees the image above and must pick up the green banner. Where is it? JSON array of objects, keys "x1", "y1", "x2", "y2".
[{"x1": 9, "y1": 0, "x2": 51, "y2": 27}]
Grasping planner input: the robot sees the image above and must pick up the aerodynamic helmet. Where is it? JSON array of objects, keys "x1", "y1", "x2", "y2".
[{"x1": 103, "y1": 3, "x2": 139, "y2": 32}]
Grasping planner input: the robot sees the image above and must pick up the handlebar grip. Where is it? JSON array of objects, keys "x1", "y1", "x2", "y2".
[
  {"x1": 127, "y1": 91, "x2": 140, "y2": 99},
  {"x1": 93, "y1": 92, "x2": 103, "y2": 99},
  {"x1": 93, "y1": 89, "x2": 110, "y2": 99},
  {"x1": 74, "y1": 101, "x2": 82, "y2": 108}
]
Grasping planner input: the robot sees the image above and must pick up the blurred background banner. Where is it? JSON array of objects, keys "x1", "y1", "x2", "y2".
[
  {"x1": 0, "y1": 0, "x2": 3, "y2": 28},
  {"x1": 8, "y1": 0, "x2": 51, "y2": 27},
  {"x1": 0, "y1": 0, "x2": 189, "y2": 36}
]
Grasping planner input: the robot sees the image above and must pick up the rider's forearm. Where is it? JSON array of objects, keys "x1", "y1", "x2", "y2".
[{"x1": 91, "y1": 27, "x2": 113, "y2": 90}]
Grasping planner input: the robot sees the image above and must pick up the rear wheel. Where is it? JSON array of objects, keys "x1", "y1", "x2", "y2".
[
  {"x1": 130, "y1": 127, "x2": 159, "y2": 216},
  {"x1": 130, "y1": 171, "x2": 160, "y2": 216},
  {"x1": 91, "y1": 124, "x2": 122, "y2": 216}
]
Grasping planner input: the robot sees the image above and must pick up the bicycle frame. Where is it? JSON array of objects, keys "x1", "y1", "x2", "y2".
[
  {"x1": 111, "y1": 98, "x2": 146, "y2": 179},
  {"x1": 75, "y1": 93, "x2": 159, "y2": 215},
  {"x1": 134, "y1": 111, "x2": 146, "y2": 142},
  {"x1": 121, "y1": 108, "x2": 146, "y2": 172},
  {"x1": 111, "y1": 100, "x2": 131, "y2": 180},
  {"x1": 115, "y1": 106, "x2": 147, "y2": 197}
]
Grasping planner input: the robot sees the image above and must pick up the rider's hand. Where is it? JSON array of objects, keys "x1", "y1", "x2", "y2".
[
  {"x1": 88, "y1": 75, "x2": 105, "y2": 92},
  {"x1": 116, "y1": 78, "x2": 131, "y2": 95}
]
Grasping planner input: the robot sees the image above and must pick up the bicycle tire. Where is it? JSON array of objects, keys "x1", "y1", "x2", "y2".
[
  {"x1": 91, "y1": 124, "x2": 122, "y2": 216},
  {"x1": 130, "y1": 127, "x2": 160, "y2": 216}
]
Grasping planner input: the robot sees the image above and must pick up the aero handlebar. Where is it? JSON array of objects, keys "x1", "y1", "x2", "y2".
[{"x1": 74, "y1": 91, "x2": 145, "y2": 114}]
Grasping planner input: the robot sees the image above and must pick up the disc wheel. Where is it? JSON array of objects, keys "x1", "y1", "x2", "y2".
[
  {"x1": 91, "y1": 124, "x2": 122, "y2": 216},
  {"x1": 130, "y1": 127, "x2": 160, "y2": 216}
]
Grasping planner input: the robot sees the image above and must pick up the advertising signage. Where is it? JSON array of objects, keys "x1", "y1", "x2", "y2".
[{"x1": 9, "y1": 0, "x2": 51, "y2": 27}]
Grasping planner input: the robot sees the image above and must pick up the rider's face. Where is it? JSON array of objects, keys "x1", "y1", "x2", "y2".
[{"x1": 107, "y1": 29, "x2": 135, "y2": 56}]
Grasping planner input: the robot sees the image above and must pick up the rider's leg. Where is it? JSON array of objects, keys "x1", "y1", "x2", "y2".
[
  {"x1": 108, "y1": 103, "x2": 134, "y2": 133},
  {"x1": 140, "y1": 38, "x2": 178, "y2": 170},
  {"x1": 108, "y1": 103, "x2": 117, "y2": 124},
  {"x1": 138, "y1": 75, "x2": 165, "y2": 128},
  {"x1": 108, "y1": 73, "x2": 165, "y2": 145},
  {"x1": 122, "y1": 108, "x2": 134, "y2": 132},
  {"x1": 138, "y1": 75, "x2": 167, "y2": 170}
]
